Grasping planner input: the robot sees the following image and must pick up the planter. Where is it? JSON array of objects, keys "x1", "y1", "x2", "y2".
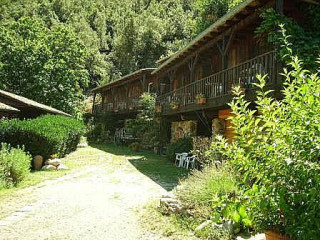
[
  {"x1": 196, "y1": 97, "x2": 206, "y2": 104},
  {"x1": 171, "y1": 105, "x2": 179, "y2": 110},
  {"x1": 265, "y1": 230, "x2": 290, "y2": 240},
  {"x1": 33, "y1": 155, "x2": 43, "y2": 170},
  {"x1": 156, "y1": 105, "x2": 162, "y2": 113},
  {"x1": 131, "y1": 145, "x2": 139, "y2": 152}
]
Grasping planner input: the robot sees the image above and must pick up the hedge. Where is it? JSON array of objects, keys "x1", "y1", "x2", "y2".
[{"x1": 0, "y1": 115, "x2": 86, "y2": 159}]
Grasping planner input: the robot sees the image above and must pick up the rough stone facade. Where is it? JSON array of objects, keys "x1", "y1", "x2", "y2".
[
  {"x1": 212, "y1": 118, "x2": 225, "y2": 136},
  {"x1": 171, "y1": 120, "x2": 197, "y2": 142}
]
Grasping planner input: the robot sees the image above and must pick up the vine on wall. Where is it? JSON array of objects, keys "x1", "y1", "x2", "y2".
[{"x1": 256, "y1": 7, "x2": 320, "y2": 70}]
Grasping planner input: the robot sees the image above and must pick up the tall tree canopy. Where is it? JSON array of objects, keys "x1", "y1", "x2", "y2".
[
  {"x1": 0, "y1": 0, "x2": 243, "y2": 114},
  {"x1": 0, "y1": 17, "x2": 88, "y2": 116}
]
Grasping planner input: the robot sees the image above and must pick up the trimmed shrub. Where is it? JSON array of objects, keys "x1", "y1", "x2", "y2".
[
  {"x1": 0, "y1": 143, "x2": 31, "y2": 188},
  {"x1": 0, "y1": 115, "x2": 85, "y2": 159},
  {"x1": 165, "y1": 137, "x2": 192, "y2": 161}
]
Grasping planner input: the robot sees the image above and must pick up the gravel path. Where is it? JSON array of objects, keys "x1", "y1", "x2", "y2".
[{"x1": 0, "y1": 153, "x2": 168, "y2": 240}]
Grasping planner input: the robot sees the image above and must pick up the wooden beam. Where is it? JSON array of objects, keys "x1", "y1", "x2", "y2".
[
  {"x1": 300, "y1": 0, "x2": 319, "y2": 4},
  {"x1": 158, "y1": 10, "x2": 259, "y2": 75}
]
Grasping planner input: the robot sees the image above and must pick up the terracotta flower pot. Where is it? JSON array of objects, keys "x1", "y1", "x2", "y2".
[
  {"x1": 33, "y1": 155, "x2": 43, "y2": 170},
  {"x1": 171, "y1": 105, "x2": 179, "y2": 110},
  {"x1": 156, "y1": 106, "x2": 162, "y2": 113},
  {"x1": 265, "y1": 230, "x2": 290, "y2": 240},
  {"x1": 197, "y1": 97, "x2": 206, "y2": 104}
]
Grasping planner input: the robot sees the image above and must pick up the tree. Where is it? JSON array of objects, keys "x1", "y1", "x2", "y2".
[{"x1": 0, "y1": 17, "x2": 88, "y2": 116}]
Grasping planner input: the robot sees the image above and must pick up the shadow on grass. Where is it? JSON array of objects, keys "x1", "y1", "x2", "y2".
[{"x1": 90, "y1": 142, "x2": 188, "y2": 191}]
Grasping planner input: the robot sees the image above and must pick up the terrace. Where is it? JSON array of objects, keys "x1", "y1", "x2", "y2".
[{"x1": 157, "y1": 51, "x2": 281, "y2": 115}]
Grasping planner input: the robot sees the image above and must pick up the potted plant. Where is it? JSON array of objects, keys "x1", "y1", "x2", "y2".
[
  {"x1": 195, "y1": 93, "x2": 206, "y2": 104},
  {"x1": 129, "y1": 142, "x2": 140, "y2": 152},
  {"x1": 155, "y1": 105, "x2": 162, "y2": 113},
  {"x1": 170, "y1": 101, "x2": 179, "y2": 110}
]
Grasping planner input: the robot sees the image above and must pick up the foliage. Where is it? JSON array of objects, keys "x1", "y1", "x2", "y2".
[
  {"x1": 87, "y1": 112, "x2": 120, "y2": 142},
  {"x1": 0, "y1": 143, "x2": 31, "y2": 189},
  {"x1": 0, "y1": 17, "x2": 88, "y2": 116},
  {"x1": 165, "y1": 137, "x2": 192, "y2": 161},
  {"x1": 129, "y1": 142, "x2": 140, "y2": 152},
  {"x1": 256, "y1": 7, "x2": 320, "y2": 70},
  {"x1": 176, "y1": 165, "x2": 238, "y2": 208},
  {"x1": 210, "y1": 31, "x2": 320, "y2": 238},
  {"x1": 174, "y1": 164, "x2": 241, "y2": 238},
  {"x1": 0, "y1": 115, "x2": 85, "y2": 159},
  {"x1": 0, "y1": 0, "x2": 194, "y2": 85},
  {"x1": 190, "y1": 136, "x2": 212, "y2": 166},
  {"x1": 192, "y1": 0, "x2": 244, "y2": 35},
  {"x1": 125, "y1": 93, "x2": 161, "y2": 149}
]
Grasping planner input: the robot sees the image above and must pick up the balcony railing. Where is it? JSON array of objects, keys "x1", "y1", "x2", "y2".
[
  {"x1": 94, "y1": 98, "x2": 141, "y2": 114},
  {"x1": 158, "y1": 51, "x2": 280, "y2": 114}
]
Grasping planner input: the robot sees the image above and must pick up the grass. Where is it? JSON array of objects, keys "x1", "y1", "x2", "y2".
[
  {"x1": 0, "y1": 146, "x2": 109, "y2": 197},
  {"x1": 140, "y1": 165, "x2": 238, "y2": 240},
  {"x1": 91, "y1": 143, "x2": 188, "y2": 191}
]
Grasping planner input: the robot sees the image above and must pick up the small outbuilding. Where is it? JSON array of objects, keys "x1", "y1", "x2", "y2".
[{"x1": 0, "y1": 89, "x2": 70, "y2": 119}]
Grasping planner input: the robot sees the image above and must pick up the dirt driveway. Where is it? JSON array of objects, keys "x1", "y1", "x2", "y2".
[{"x1": 0, "y1": 147, "x2": 178, "y2": 240}]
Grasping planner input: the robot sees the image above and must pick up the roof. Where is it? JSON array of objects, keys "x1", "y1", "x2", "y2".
[
  {"x1": 152, "y1": 0, "x2": 264, "y2": 74},
  {"x1": 0, "y1": 89, "x2": 71, "y2": 117},
  {"x1": 0, "y1": 102, "x2": 19, "y2": 112},
  {"x1": 91, "y1": 68, "x2": 156, "y2": 92}
]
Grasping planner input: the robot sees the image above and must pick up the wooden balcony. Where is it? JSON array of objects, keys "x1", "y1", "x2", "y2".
[
  {"x1": 93, "y1": 98, "x2": 140, "y2": 115},
  {"x1": 157, "y1": 51, "x2": 281, "y2": 115}
]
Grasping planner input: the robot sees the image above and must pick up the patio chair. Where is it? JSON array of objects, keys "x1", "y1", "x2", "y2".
[
  {"x1": 185, "y1": 155, "x2": 196, "y2": 169},
  {"x1": 175, "y1": 153, "x2": 188, "y2": 167}
]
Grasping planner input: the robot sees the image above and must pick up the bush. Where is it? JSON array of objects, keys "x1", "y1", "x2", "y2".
[
  {"x1": 176, "y1": 165, "x2": 238, "y2": 209},
  {"x1": 174, "y1": 165, "x2": 240, "y2": 238},
  {"x1": 0, "y1": 143, "x2": 31, "y2": 188},
  {"x1": 211, "y1": 30, "x2": 320, "y2": 238},
  {"x1": 165, "y1": 137, "x2": 192, "y2": 161},
  {"x1": 0, "y1": 115, "x2": 85, "y2": 159}
]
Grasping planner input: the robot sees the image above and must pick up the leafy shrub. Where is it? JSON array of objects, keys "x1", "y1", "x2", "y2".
[
  {"x1": 210, "y1": 29, "x2": 320, "y2": 239},
  {"x1": 174, "y1": 165, "x2": 242, "y2": 238},
  {"x1": 191, "y1": 136, "x2": 212, "y2": 166},
  {"x1": 165, "y1": 137, "x2": 192, "y2": 161},
  {"x1": 0, "y1": 143, "x2": 31, "y2": 188},
  {"x1": 175, "y1": 165, "x2": 238, "y2": 208},
  {"x1": 0, "y1": 115, "x2": 85, "y2": 159}
]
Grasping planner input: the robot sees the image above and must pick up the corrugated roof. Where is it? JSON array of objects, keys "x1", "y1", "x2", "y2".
[
  {"x1": 152, "y1": 0, "x2": 261, "y2": 74},
  {"x1": 91, "y1": 68, "x2": 156, "y2": 92},
  {"x1": 0, "y1": 90, "x2": 71, "y2": 117}
]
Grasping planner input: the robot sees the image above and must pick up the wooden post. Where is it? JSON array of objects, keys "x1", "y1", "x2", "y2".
[
  {"x1": 188, "y1": 53, "x2": 199, "y2": 83},
  {"x1": 168, "y1": 69, "x2": 176, "y2": 91},
  {"x1": 92, "y1": 93, "x2": 96, "y2": 114},
  {"x1": 216, "y1": 31, "x2": 234, "y2": 70},
  {"x1": 276, "y1": 0, "x2": 284, "y2": 15},
  {"x1": 140, "y1": 74, "x2": 146, "y2": 92}
]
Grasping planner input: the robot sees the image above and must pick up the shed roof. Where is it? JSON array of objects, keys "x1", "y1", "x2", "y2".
[
  {"x1": 0, "y1": 89, "x2": 71, "y2": 117},
  {"x1": 152, "y1": 0, "x2": 265, "y2": 74},
  {"x1": 0, "y1": 102, "x2": 19, "y2": 112},
  {"x1": 91, "y1": 68, "x2": 156, "y2": 92}
]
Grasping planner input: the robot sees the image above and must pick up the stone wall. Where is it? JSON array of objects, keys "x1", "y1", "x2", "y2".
[
  {"x1": 171, "y1": 120, "x2": 197, "y2": 142},
  {"x1": 212, "y1": 118, "x2": 225, "y2": 136}
]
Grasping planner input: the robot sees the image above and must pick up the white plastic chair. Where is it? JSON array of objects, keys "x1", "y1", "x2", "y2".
[
  {"x1": 185, "y1": 155, "x2": 196, "y2": 169},
  {"x1": 175, "y1": 153, "x2": 188, "y2": 167}
]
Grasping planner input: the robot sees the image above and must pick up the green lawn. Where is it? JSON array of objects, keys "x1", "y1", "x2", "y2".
[
  {"x1": 0, "y1": 143, "x2": 187, "y2": 196},
  {"x1": 91, "y1": 143, "x2": 188, "y2": 191}
]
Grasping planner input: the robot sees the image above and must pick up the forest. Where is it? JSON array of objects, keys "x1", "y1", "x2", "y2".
[{"x1": 0, "y1": 0, "x2": 242, "y2": 115}]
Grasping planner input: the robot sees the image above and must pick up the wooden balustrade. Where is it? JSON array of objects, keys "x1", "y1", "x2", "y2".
[
  {"x1": 158, "y1": 51, "x2": 279, "y2": 114},
  {"x1": 94, "y1": 98, "x2": 141, "y2": 114}
]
